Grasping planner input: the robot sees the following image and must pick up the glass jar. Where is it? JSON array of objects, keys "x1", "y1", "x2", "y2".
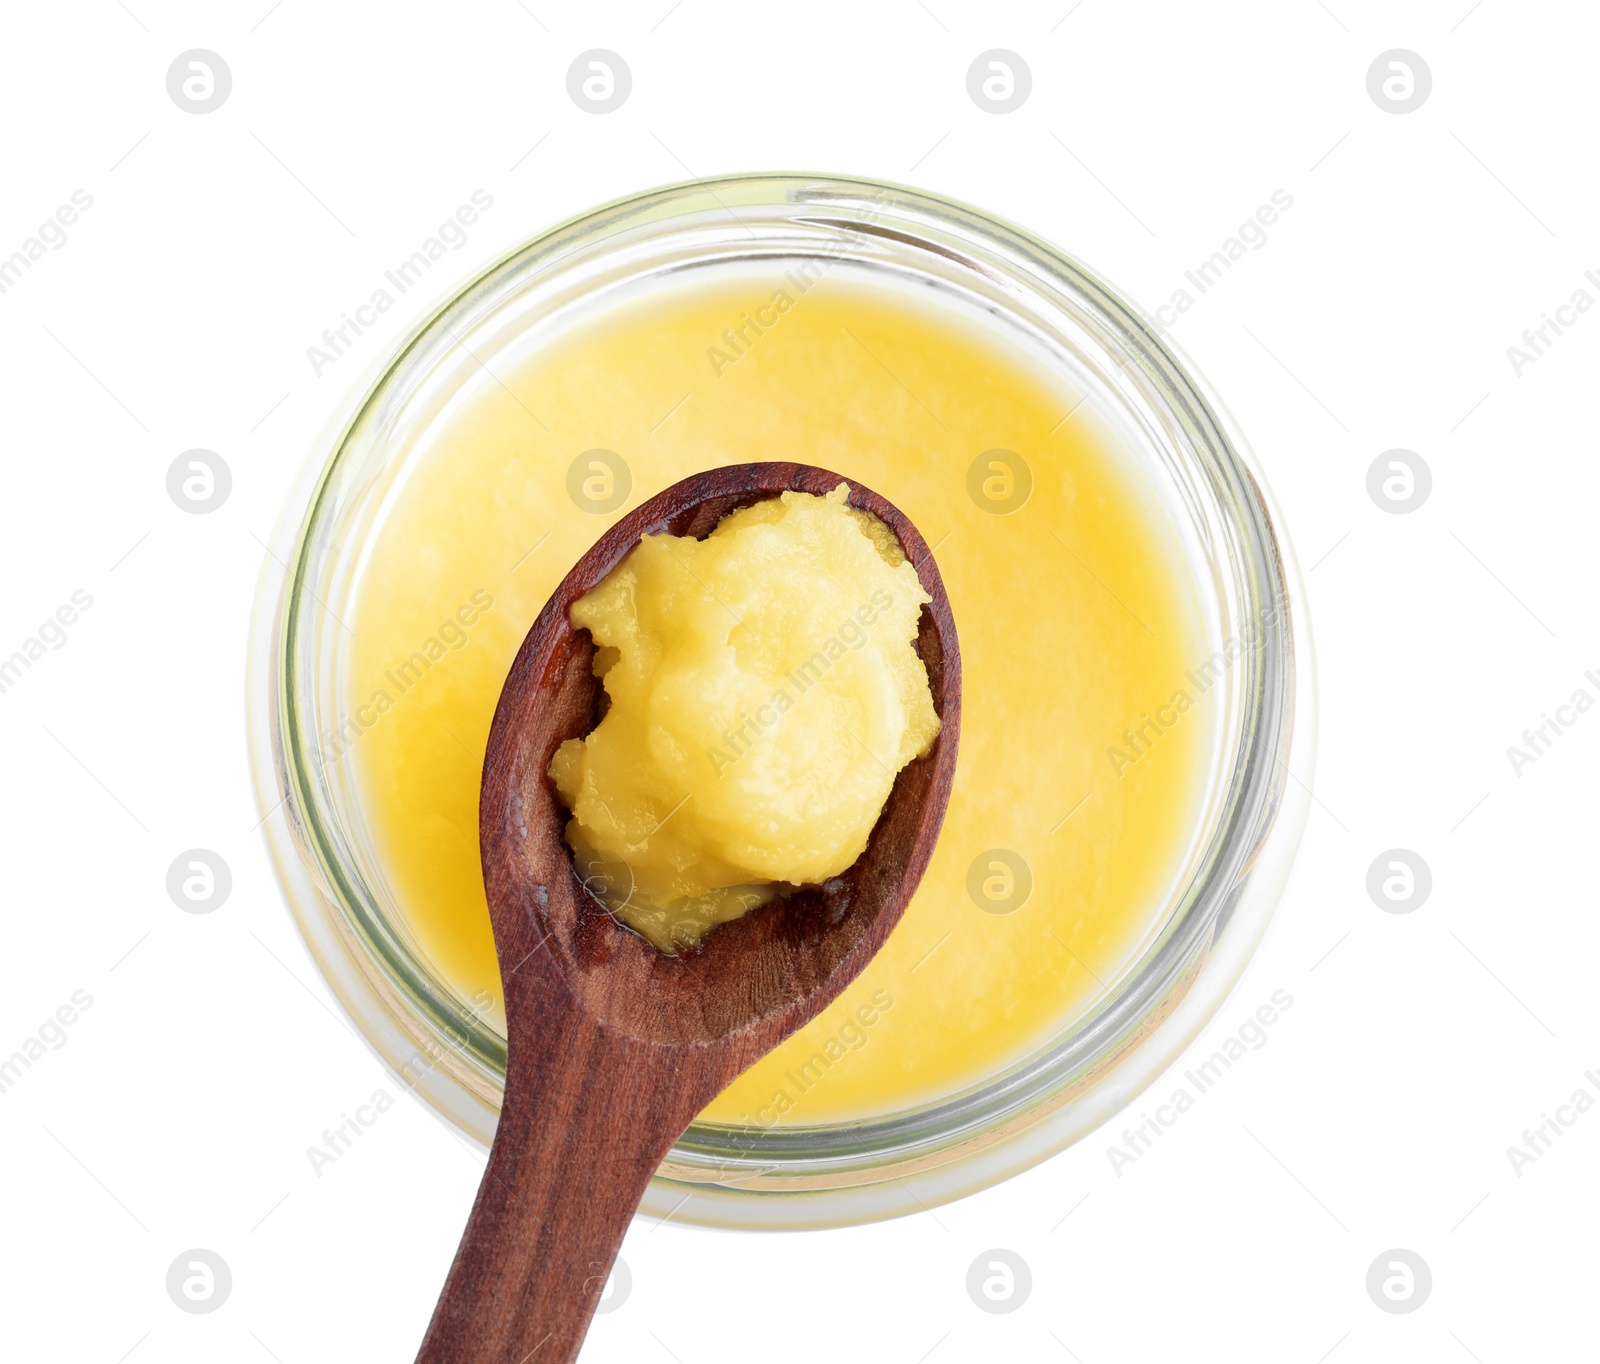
[{"x1": 247, "y1": 174, "x2": 1314, "y2": 1230}]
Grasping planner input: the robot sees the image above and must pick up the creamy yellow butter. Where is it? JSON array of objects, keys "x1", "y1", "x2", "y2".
[
  {"x1": 346, "y1": 278, "x2": 1208, "y2": 1125},
  {"x1": 548, "y1": 484, "x2": 940, "y2": 953}
]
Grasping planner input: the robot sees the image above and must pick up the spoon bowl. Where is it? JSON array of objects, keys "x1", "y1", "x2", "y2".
[{"x1": 417, "y1": 462, "x2": 960, "y2": 1363}]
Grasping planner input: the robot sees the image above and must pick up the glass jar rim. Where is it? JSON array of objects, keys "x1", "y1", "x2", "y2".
[{"x1": 250, "y1": 172, "x2": 1311, "y2": 1228}]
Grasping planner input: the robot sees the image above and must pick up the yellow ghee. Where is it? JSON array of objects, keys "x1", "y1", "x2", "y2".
[
  {"x1": 345, "y1": 275, "x2": 1209, "y2": 1125},
  {"x1": 548, "y1": 484, "x2": 940, "y2": 953}
]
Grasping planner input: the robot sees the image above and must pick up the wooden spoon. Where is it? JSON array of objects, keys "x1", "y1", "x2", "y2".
[{"x1": 415, "y1": 462, "x2": 961, "y2": 1364}]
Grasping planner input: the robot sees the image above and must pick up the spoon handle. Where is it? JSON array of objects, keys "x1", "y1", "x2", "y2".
[{"x1": 415, "y1": 1006, "x2": 706, "y2": 1364}]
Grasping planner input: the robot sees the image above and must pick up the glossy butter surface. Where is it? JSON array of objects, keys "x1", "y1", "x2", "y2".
[
  {"x1": 549, "y1": 483, "x2": 939, "y2": 953},
  {"x1": 346, "y1": 277, "x2": 1209, "y2": 1125}
]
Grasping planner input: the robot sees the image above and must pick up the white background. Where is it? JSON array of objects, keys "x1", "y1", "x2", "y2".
[{"x1": 1, "y1": 2, "x2": 1595, "y2": 1360}]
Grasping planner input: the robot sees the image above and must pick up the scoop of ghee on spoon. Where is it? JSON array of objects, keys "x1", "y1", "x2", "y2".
[
  {"x1": 549, "y1": 481, "x2": 941, "y2": 952},
  {"x1": 415, "y1": 463, "x2": 960, "y2": 1364}
]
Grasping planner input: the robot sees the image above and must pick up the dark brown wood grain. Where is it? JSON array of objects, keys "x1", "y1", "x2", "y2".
[{"x1": 415, "y1": 463, "x2": 961, "y2": 1364}]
